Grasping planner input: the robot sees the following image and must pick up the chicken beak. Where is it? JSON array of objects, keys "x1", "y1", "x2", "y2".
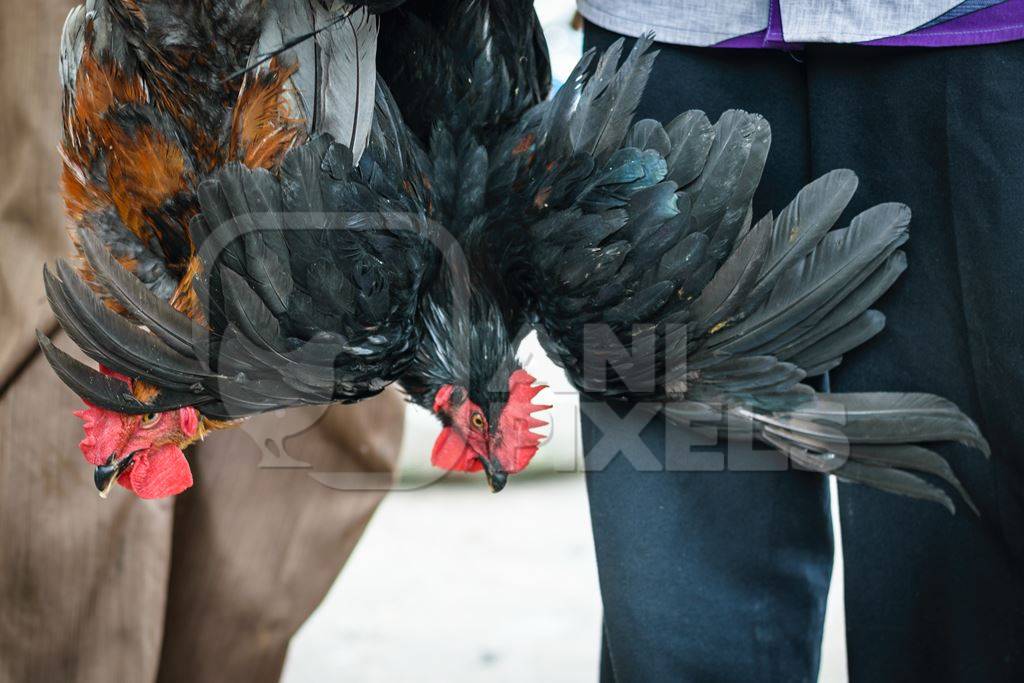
[
  {"x1": 94, "y1": 451, "x2": 136, "y2": 499},
  {"x1": 477, "y1": 454, "x2": 508, "y2": 493}
]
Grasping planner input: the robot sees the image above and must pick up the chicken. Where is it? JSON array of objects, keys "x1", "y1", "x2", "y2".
[
  {"x1": 365, "y1": 0, "x2": 989, "y2": 510},
  {"x1": 480, "y1": 34, "x2": 989, "y2": 511},
  {"x1": 41, "y1": 0, "x2": 987, "y2": 512},
  {"x1": 41, "y1": 0, "x2": 550, "y2": 497},
  {"x1": 41, "y1": 0, "x2": 433, "y2": 498}
]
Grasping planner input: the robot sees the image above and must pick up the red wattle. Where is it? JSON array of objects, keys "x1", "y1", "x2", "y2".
[
  {"x1": 431, "y1": 426, "x2": 481, "y2": 472},
  {"x1": 123, "y1": 444, "x2": 193, "y2": 499}
]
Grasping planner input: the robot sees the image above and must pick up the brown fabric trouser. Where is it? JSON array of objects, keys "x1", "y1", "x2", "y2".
[
  {"x1": 0, "y1": 2, "x2": 404, "y2": 681},
  {"x1": 1, "y1": 338, "x2": 404, "y2": 683}
]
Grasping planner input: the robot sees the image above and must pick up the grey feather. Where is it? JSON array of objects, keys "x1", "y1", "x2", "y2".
[
  {"x1": 758, "y1": 393, "x2": 990, "y2": 455},
  {"x1": 36, "y1": 331, "x2": 206, "y2": 414},
  {"x1": 846, "y1": 444, "x2": 977, "y2": 515},
  {"x1": 78, "y1": 229, "x2": 201, "y2": 359},
  {"x1": 252, "y1": 2, "x2": 377, "y2": 159},
  {"x1": 53, "y1": 260, "x2": 209, "y2": 389},
  {"x1": 219, "y1": 267, "x2": 288, "y2": 353},
  {"x1": 706, "y1": 114, "x2": 771, "y2": 263},
  {"x1": 748, "y1": 170, "x2": 862, "y2": 304},
  {"x1": 572, "y1": 36, "x2": 657, "y2": 162},
  {"x1": 699, "y1": 358, "x2": 805, "y2": 395},
  {"x1": 664, "y1": 110, "x2": 714, "y2": 187},
  {"x1": 683, "y1": 110, "x2": 758, "y2": 238},
  {"x1": 59, "y1": 5, "x2": 88, "y2": 100},
  {"x1": 710, "y1": 203, "x2": 909, "y2": 354},
  {"x1": 626, "y1": 119, "x2": 671, "y2": 156},
  {"x1": 763, "y1": 430, "x2": 957, "y2": 514},
  {"x1": 833, "y1": 461, "x2": 956, "y2": 514},
  {"x1": 787, "y1": 309, "x2": 886, "y2": 374},
  {"x1": 657, "y1": 231, "x2": 708, "y2": 283},
  {"x1": 688, "y1": 211, "x2": 773, "y2": 334},
  {"x1": 771, "y1": 250, "x2": 906, "y2": 361}
]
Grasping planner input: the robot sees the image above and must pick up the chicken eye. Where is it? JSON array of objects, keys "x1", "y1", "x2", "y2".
[
  {"x1": 470, "y1": 412, "x2": 486, "y2": 431},
  {"x1": 140, "y1": 413, "x2": 160, "y2": 429}
]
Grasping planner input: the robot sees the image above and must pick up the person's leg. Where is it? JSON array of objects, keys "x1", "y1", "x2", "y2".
[
  {"x1": 583, "y1": 403, "x2": 834, "y2": 683},
  {"x1": 0, "y1": 0, "x2": 176, "y2": 679},
  {"x1": 0, "y1": 336, "x2": 175, "y2": 683},
  {"x1": 155, "y1": 392, "x2": 404, "y2": 683},
  {"x1": 582, "y1": 24, "x2": 832, "y2": 683},
  {"x1": 807, "y1": 43, "x2": 1024, "y2": 682}
]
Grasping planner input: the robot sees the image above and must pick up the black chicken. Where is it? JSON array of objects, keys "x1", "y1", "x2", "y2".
[{"x1": 41, "y1": 0, "x2": 987, "y2": 512}]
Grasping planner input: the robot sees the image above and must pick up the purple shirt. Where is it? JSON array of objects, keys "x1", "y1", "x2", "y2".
[
  {"x1": 578, "y1": 1, "x2": 1024, "y2": 49},
  {"x1": 723, "y1": 0, "x2": 1024, "y2": 48}
]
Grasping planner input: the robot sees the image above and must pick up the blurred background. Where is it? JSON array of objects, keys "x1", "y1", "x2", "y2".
[{"x1": 280, "y1": 2, "x2": 848, "y2": 680}]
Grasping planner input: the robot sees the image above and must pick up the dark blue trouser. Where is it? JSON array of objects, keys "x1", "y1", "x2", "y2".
[
  {"x1": 583, "y1": 24, "x2": 1024, "y2": 683},
  {"x1": 581, "y1": 401, "x2": 833, "y2": 682}
]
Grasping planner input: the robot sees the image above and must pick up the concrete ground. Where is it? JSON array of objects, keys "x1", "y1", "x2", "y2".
[
  {"x1": 280, "y1": 476, "x2": 602, "y2": 682},
  {"x1": 280, "y1": 475, "x2": 847, "y2": 682}
]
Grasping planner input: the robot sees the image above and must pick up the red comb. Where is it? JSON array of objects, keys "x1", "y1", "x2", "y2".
[{"x1": 495, "y1": 369, "x2": 552, "y2": 472}]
